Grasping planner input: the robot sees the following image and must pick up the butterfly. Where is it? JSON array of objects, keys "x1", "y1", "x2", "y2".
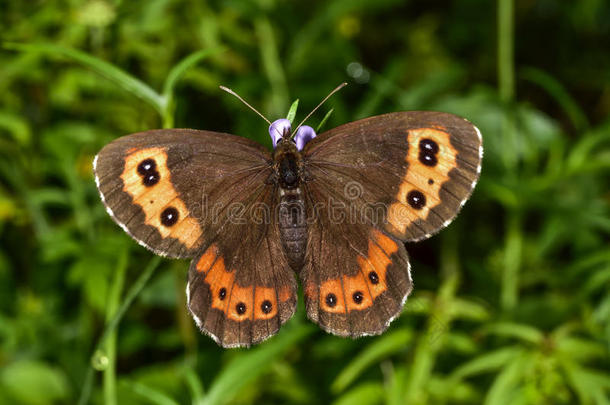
[{"x1": 93, "y1": 86, "x2": 483, "y2": 348}]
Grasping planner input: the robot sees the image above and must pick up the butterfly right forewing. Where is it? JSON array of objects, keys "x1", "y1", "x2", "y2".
[{"x1": 304, "y1": 111, "x2": 482, "y2": 242}]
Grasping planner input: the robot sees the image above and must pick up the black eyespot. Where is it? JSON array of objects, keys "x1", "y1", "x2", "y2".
[
  {"x1": 142, "y1": 171, "x2": 160, "y2": 186},
  {"x1": 407, "y1": 190, "x2": 426, "y2": 209},
  {"x1": 218, "y1": 288, "x2": 226, "y2": 300},
  {"x1": 325, "y1": 293, "x2": 337, "y2": 308},
  {"x1": 137, "y1": 158, "x2": 156, "y2": 175},
  {"x1": 368, "y1": 271, "x2": 379, "y2": 284},
  {"x1": 352, "y1": 291, "x2": 364, "y2": 304},
  {"x1": 419, "y1": 152, "x2": 438, "y2": 167},
  {"x1": 428, "y1": 178, "x2": 434, "y2": 185},
  {"x1": 261, "y1": 300, "x2": 273, "y2": 314},
  {"x1": 419, "y1": 138, "x2": 439, "y2": 153},
  {"x1": 160, "y1": 207, "x2": 179, "y2": 226},
  {"x1": 236, "y1": 302, "x2": 247, "y2": 315}
]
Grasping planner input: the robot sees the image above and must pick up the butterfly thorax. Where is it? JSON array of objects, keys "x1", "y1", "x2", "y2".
[
  {"x1": 273, "y1": 140, "x2": 307, "y2": 269},
  {"x1": 273, "y1": 139, "x2": 303, "y2": 189}
]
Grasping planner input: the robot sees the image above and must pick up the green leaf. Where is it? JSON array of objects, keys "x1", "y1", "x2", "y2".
[
  {"x1": 0, "y1": 360, "x2": 70, "y2": 405},
  {"x1": 4, "y1": 42, "x2": 164, "y2": 115},
  {"x1": 160, "y1": 47, "x2": 225, "y2": 127},
  {"x1": 316, "y1": 108, "x2": 334, "y2": 133},
  {"x1": 561, "y1": 360, "x2": 610, "y2": 404},
  {"x1": 484, "y1": 354, "x2": 530, "y2": 405},
  {"x1": 201, "y1": 324, "x2": 314, "y2": 405},
  {"x1": 556, "y1": 337, "x2": 608, "y2": 362},
  {"x1": 332, "y1": 329, "x2": 412, "y2": 393},
  {"x1": 386, "y1": 365, "x2": 407, "y2": 405},
  {"x1": 481, "y1": 322, "x2": 544, "y2": 344},
  {"x1": 521, "y1": 67, "x2": 589, "y2": 132},
  {"x1": 162, "y1": 47, "x2": 225, "y2": 99},
  {"x1": 332, "y1": 382, "x2": 385, "y2": 405},
  {"x1": 286, "y1": 99, "x2": 299, "y2": 124},
  {"x1": 448, "y1": 297, "x2": 491, "y2": 321},
  {"x1": 450, "y1": 346, "x2": 524, "y2": 381},
  {"x1": 183, "y1": 367, "x2": 205, "y2": 403},
  {"x1": 0, "y1": 111, "x2": 31, "y2": 145},
  {"x1": 123, "y1": 381, "x2": 180, "y2": 405}
]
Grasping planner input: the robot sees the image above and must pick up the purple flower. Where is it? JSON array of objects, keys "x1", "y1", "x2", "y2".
[
  {"x1": 269, "y1": 119, "x2": 291, "y2": 148},
  {"x1": 294, "y1": 125, "x2": 316, "y2": 151},
  {"x1": 268, "y1": 119, "x2": 317, "y2": 150}
]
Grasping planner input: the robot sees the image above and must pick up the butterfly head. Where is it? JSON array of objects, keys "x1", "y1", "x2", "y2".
[{"x1": 269, "y1": 119, "x2": 316, "y2": 151}]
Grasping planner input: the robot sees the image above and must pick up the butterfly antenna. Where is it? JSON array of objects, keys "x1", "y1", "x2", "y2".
[
  {"x1": 219, "y1": 85, "x2": 271, "y2": 125},
  {"x1": 291, "y1": 82, "x2": 348, "y2": 138}
]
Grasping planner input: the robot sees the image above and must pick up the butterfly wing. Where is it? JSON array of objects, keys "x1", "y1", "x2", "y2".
[
  {"x1": 303, "y1": 111, "x2": 482, "y2": 242},
  {"x1": 95, "y1": 129, "x2": 298, "y2": 347},
  {"x1": 300, "y1": 111, "x2": 482, "y2": 336},
  {"x1": 186, "y1": 184, "x2": 297, "y2": 347},
  {"x1": 300, "y1": 188, "x2": 413, "y2": 337},
  {"x1": 94, "y1": 129, "x2": 271, "y2": 258}
]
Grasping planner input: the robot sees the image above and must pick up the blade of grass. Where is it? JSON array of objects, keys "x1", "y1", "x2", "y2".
[
  {"x1": 123, "y1": 381, "x2": 181, "y2": 405},
  {"x1": 484, "y1": 353, "x2": 529, "y2": 405},
  {"x1": 4, "y1": 42, "x2": 164, "y2": 115},
  {"x1": 286, "y1": 99, "x2": 300, "y2": 124},
  {"x1": 161, "y1": 47, "x2": 225, "y2": 128},
  {"x1": 501, "y1": 212, "x2": 522, "y2": 311},
  {"x1": 404, "y1": 232, "x2": 460, "y2": 402},
  {"x1": 201, "y1": 324, "x2": 313, "y2": 405},
  {"x1": 331, "y1": 329, "x2": 412, "y2": 393},
  {"x1": 162, "y1": 47, "x2": 225, "y2": 99},
  {"x1": 316, "y1": 109, "x2": 334, "y2": 133},
  {"x1": 103, "y1": 247, "x2": 129, "y2": 405},
  {"x1": 450, "y1": 346, "x2": 524, "y2": 381},
  {"x1": 183, "y1": 367, "x2": 205, "y2": 403},
  {"x1": 78, "y1": 256, "x2": 162, "y2": 405},
  {"x1": 480, "y1": 322, "x2": 543, "y2": 344},
  {"x1": 255, "y1": 17, "x2": 289, "y2": 117},
  {"x1": 521, "y1": 67, "x2": 589, "y2": 132},
  {"x1": 497, "y1": 0, "x2": 517, "y2": 171},
  {"x1": 332, "y1": 382, "x2": 384, "y2": 405}
]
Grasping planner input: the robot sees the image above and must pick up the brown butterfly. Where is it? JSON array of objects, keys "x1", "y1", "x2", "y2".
[{"x1": 93, "y1": 85, "x2": 483, "y2": 348}]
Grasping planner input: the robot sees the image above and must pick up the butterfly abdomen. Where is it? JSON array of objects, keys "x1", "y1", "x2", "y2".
[{"x1": 278, "y1": 189, "x2": 307, "y2": 270}]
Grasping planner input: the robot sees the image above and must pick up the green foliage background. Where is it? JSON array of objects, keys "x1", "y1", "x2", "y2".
[{"x1": 1, "y1": 1, "x2": 609, "y2": 404}]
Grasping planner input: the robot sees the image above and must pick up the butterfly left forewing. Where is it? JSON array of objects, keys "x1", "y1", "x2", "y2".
[{"x1": 94, "y1": 129, "x2": 271, "y2": 258}]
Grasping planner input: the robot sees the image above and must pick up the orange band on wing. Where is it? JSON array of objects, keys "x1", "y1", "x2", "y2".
[
  {"x1": 387, "y1": 128, "x2": 458, "y2": 235},
  {"x1": 316, "y1": 230, "x2": 398, "y2": 313},
  {"x1": 121, "y1": 147, "x2": 202, "y2": 249},
  {"x1": 197, "y1": 244, "x2": 288, "y2": 322}
]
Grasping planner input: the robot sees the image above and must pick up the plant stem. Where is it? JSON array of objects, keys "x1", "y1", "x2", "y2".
[
  {"x1": 498, "y1": 0, "x2": 517, "y2": 171},
  {"x1": 498, "y1": 0, "x2": 514, "y2": 103},
  {"x1": 103, "y1": 248, "x2": 129, "y2": 405},
  {"x1": 497, "y1": 0, "x2": 522, "y2": 312},
  {"x1": 78, "y1": 256, "x2": 161, "y2": 405},
  {"x1": 405, "y1": 232, "x2": 459, "y2": 403},
  {"x1": 502, "y1": 212, "x2": 522, "y2": 311},
  {"x1": 255, "y1": 17, "x2": 289, "y2": 118}
]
